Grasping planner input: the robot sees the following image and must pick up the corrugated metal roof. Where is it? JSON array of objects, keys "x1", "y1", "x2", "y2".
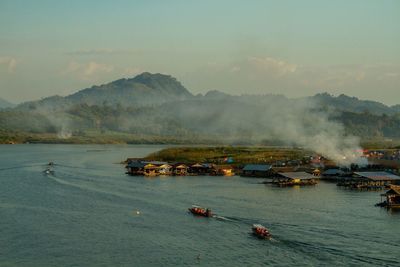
[
  {"x1": 127, "y1": 161, "x2": 146, "y2": 168},
  {"x1": 353, "y1": 172, "x2": 400, "y2": 181},
  {"x1": 323, "y1": 169, "x2": 345, "y2": 175},
  {"x1": 242, "y1": 164, "x2": 272, "y2": 171},
  {"x1": 278, "y1": 172, "x2": 316, "y2": 180}
]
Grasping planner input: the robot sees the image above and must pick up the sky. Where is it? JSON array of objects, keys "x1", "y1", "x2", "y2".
[{"x1": 0, "y1": 0, "x2": 399, "y2": 105}]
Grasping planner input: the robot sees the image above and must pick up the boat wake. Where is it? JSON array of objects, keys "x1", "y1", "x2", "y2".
[{"x1": 213, "y1": 215, "x2": 235, "y2": 221}]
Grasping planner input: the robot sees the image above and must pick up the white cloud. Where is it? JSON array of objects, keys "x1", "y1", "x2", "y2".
[
  {"x1": 184, "y1": 57, "x2": 400, "y2": 104},
  {"x1": 0, "y1": 57, "x2": 18, "y2": 73},
  {"x1": 62, "y1": 61, "x2": 114, "y2": 80},
  {"x1": 66, "y1": 48, "x2": 134, "y2": 56},
  {"x1": 225, "y1": 57, "x2": 297, "y2": 79},
  {"x1": 83, "y1": 62, "x2": 114, "y2": 76},
  {"x1": 245, "y1": 57, "x2": 297, "y2": 76}
]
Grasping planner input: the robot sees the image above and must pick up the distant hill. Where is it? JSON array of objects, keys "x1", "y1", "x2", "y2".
[
  {"x1": 2, "y1": 72, "x2": 400, "y2": 144},
  {"x1": 15, "y1": 73, "x2": 399, "y2": 115},
  {"x1": 17, "y1": 72, "x2": 193, "y2": 111},
  {"x1": 0, "y1": 98, "x2": 15, "y2": 109},
  {"x1": 311, "y1": 93, "x2": 397, "y2": 115}
]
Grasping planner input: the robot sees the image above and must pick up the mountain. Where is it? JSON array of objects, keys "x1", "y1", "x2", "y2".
[
  {"x1": 17, "y1": 72, "x2": 193, "y2": 111},
  {"x1": 0, "y1": 98, "x2": 15, "y2": 109},
  {"x1": 67, "y1": 72, "x2": 192, "y2": 105},
  {"x1": 2, "y1": 73, "x2": 400, "y2": 144},
  {"x1": 311, "y1": 93, "x2": 397, "y2": 115}
]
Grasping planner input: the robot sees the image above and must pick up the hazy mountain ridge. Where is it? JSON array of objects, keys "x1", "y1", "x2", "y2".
[
  {"x1": 1, "y1": 72, "x2": 400, "y2": 144},
  {"x1": 0, "y1": 98, "x2": 15, "y2": 109},
  {"x1": 13, "y1": 72, "x2": 399, "y2": 115},
  {"x1": 16, "y1": 72, "x2": 193, "y2": 111},
  {"x1": 312, "y1": 93, "x2": 398, "y2": 115}
]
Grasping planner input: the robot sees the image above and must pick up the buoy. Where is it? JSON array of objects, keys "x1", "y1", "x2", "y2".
[{"x1": 136, "y1": 210, "x2": 140, "y2": 215}]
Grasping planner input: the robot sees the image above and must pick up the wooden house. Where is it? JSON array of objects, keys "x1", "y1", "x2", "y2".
[
  {"x1": 353, "y1": 171, "x2": 400, "y2": 186},
  {"x1": 158, "y1": 164, "x2": 172, "y2": 175},
  {"x1": 173, "y1": 164, "x2": 188, "y2": 176},
  {"x1": 322, "y1": 169, "x2": 345, "y2": 177},
  {"x1": 312, "y1": 169, "x2": 321, "y2": 177},
  {"x1": 241, "y1": 164, "x2": 273, "y2": 177},
  {"x1": 377, "y1": 186, "x2": 400, "y2": 208},
  {"x1": 126, "y1": 161, "x2": 146, "y2": 176},
  {"x1": 210, "y1": 165, "x2": 235, "y2": 176},
  {"x1": 337, "y1": 171, "x2": 400, "y2": 190},
  {"x1": 273, "y1": 172, "x2": 318, "y2": 186},
  {"x1": 144, "y1": 163, "x2": 158, "y2": 176},
  {"x1": 189, "y1": 163, "x2": 214, "y2": 175}
]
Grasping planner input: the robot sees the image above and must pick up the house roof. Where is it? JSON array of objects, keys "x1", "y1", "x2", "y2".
[
  {"x1": 278, "y1": 172, "x2": 316, "y2": 180},
  {"x1": 159, "y1": 164, "x2": 172, "y2": 168},
  {"x1": 383, "y1": 188, "x2": 400, "y2": 196},
  {"x1": 191, "y1": 163, "x2": 204, "y2": 168},
  {"x1": 143, "y1": 161, "x2": 168, "y2": 165},
  {"x1": 174, "y1": 164, "x2": 188, "y2": 169},
  {"x1": 127, "y1": 161, "x2": 146, "y2": 168},
  {"x1": 323, "y1": 169, "x2": 345, "y2": 175},
  {"x1": 353, "y1": 172, "x2": 400, "y2": 181},
  {"x1": 242, "y1": 164, "x2": 272, "y2": 171},
  {"x1": 144, "y1": 163, "x2": 158, "y2": 169}
]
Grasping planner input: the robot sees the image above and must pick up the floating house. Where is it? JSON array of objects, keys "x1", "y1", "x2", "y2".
[
  {"x1": 173, "y1": 164, "x2": 188, "y2": 176},
  {"x1": 323, "y1": 168, "x2": 345, "y2": 177},
  {"x1": 353, "y1": 172, "x2": 400, "y2": 183},
  {"x1": 144, "y1": 163, "x2": 159, "y2": 176},
  {"x1": 241, "y1": 164, "x2": 273, "y2": 177},
  {"x1": 377, "y1": 186, "x2": 400, "y2": 208},
  {"x1": 312, "y1": 169, "x2": 321, "y2": 176},
  {"x1": 273, "y1": 172, "x2": 318, "y2": 186},
  {"x1": 337, "y1": 171, "x2": 400, "y2": 189},
  {"x1": 158, "y1": 164, "x2": 172, "y2": 175},
  {"x1": 126, "y1": 161, "x2": 147, "y2": 175},
  {"x1": 126, "y1": 160, "x2": 170, "y2": 176},
  {"x1": 210, "y1": 165, "x2": 235, "y2": 176},
  {"x1": 321, "y1": 168, "x2": 347, "y2": 181},
  {"x1": 188, "y1": 163, "x2": 214, "y2": 175}
]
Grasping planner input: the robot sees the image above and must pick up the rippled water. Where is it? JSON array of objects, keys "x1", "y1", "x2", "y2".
[{"x1": 0, "y1": 144, "x2": 399, "y2": 267}]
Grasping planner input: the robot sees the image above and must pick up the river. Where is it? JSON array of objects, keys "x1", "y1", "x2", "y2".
[{"x1": 0, "y1": 144, "x2": 399, "y2": 266}]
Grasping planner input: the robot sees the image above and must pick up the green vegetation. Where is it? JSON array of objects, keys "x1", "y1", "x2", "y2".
[
  {"x1": 2, "y1": 73, "x2": 400, "y2": 146},
  {"x1": 2, "y1": 103, "x2": 400, "y2": 147},
  {"x1": 144, "y1": 146, "x2": 310, "y2": 164}
]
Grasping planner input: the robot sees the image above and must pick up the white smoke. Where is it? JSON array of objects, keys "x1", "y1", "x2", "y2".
[
  {"x1": 57, "y1": 125, "x2": 72, "y2": 139},
  {"x1": 169, "y1": 95, "x2": 367, "y2": 166}
]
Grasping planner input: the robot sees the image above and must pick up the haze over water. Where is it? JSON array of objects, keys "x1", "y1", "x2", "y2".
[{"x1": 0, "y1": 144, "x2": 399, "y2": 266}]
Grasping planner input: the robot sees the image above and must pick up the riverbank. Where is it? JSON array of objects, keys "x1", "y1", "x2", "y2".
[
  {"x1": 0, "y1": 131, "x2": 220, "y2": 145},
  {"x1": 2, "y1": 130, "x2": 400, "y2": 149}
]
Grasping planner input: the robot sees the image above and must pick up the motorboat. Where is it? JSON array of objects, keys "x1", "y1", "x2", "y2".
[
  {"x1": 43, "y1": 168, "x2": 54, "y2": 175},
  {"x1": 252, "y1": 224, "x2": 271, "y2": 239},
  {"x1": 188, "y1": 205, "x2": 212, "y2": 217}
]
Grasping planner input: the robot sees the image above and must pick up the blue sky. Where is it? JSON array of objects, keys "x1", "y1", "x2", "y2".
[{"x1": 0, "y1": 0, "x2": 399, "y2": 104}]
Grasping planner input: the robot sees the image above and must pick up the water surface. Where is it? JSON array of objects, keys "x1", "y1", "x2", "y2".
[{"x1": 0, "y1": 144, "x2": 399, "y2": 266}]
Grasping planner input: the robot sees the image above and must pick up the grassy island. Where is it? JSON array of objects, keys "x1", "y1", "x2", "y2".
[{"x1": 144, "y1": 146, "x2": 311, "y2": 165}]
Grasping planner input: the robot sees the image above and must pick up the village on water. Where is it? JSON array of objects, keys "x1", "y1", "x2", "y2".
[{"x1": 121, "y1": 148, "x2": 400, "y2": 209}]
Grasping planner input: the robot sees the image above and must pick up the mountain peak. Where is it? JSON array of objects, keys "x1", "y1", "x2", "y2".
[
  {"x1": 128, "y1": 72, "x2": 192, "y2": 97},
  {"x1": 38, "y1": 72, "x2": 194, "y2": 108}
]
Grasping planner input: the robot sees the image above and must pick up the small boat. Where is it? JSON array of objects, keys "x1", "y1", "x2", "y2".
[
  {"x1": 252, "y1": 224, "x2": 272, "y2": 239},
  {"x1": 43, "y1": 168, "x2": 54, "y2": 175},
  {"x1": 188, "y1": 205, "x2": 212, "y2": 217}
]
